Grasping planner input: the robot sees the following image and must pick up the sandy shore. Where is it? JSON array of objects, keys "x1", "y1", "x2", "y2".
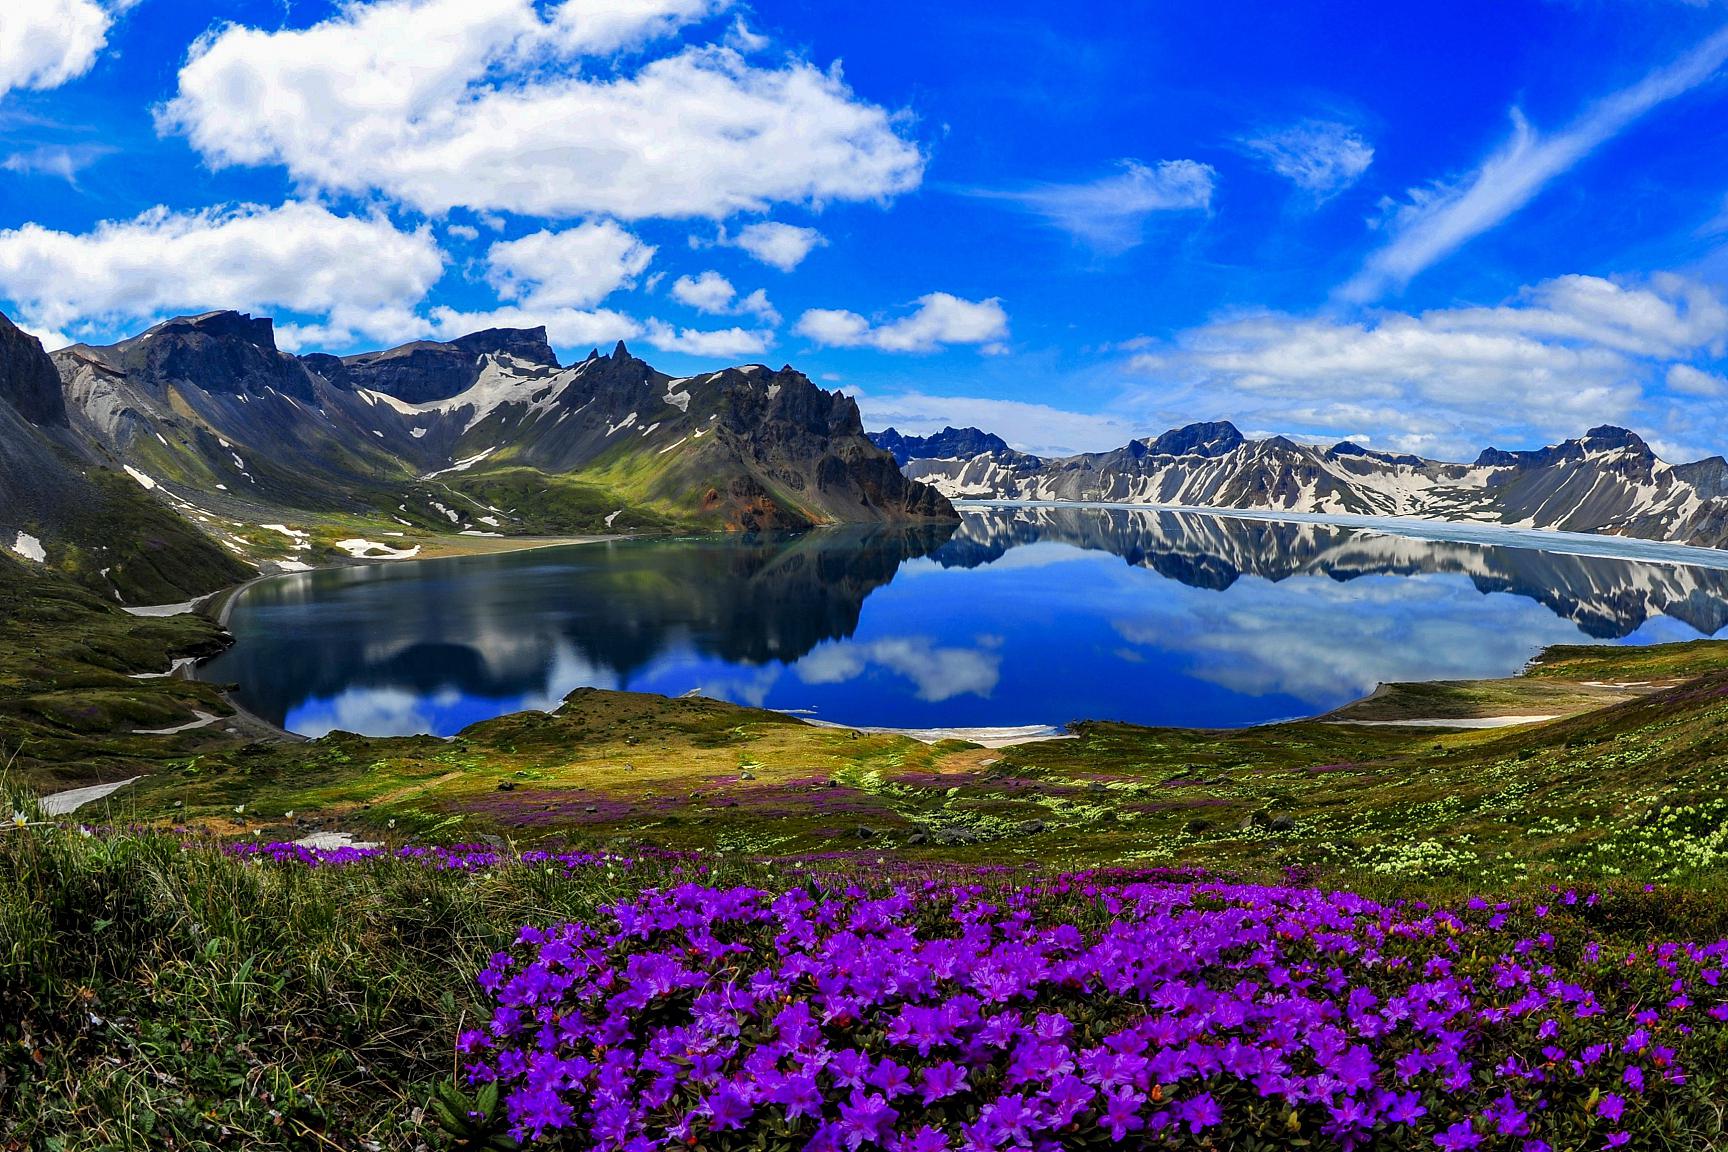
[{"x1": 1328, "y1": 714, "x2": 1561, "y2": 730}]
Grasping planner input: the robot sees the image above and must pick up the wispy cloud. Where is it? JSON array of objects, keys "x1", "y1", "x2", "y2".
[
  {"x1": 1344, "y1": 25, "x2": 1728, "y2": 302},
  {"x1": 1240, "y1": 119, "x2": 1373, "y2": 200},
  {"x1": 969, "y1": 159, "x2": 1214, "y2": 253},
  {"x1": 1, "y1": 143, "x2": 115, "y2": 185}
]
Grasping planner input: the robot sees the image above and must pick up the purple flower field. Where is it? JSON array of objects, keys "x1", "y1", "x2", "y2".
[{"x1": 450, "y1": 875, "x2": 1726, "y2": 1150}]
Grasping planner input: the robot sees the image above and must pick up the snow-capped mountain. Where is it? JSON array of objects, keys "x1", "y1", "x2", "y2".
[{"x1": 898, "y1": 421, "x2": 1728, "y2": 549}]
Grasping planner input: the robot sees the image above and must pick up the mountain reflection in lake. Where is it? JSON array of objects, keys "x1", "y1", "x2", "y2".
[{"x1": 200, "y1": 506, "x2": 1728, "y2": 737}]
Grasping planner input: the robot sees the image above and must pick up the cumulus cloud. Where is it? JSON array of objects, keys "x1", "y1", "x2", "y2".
[
  {"x1": 1345, "y1": 27, "x2": 1728, "y2": 301},
  {"x1": 642, "y1": 318, "x2": 769, "y2": 358},
  {"x1": 0, "y1": 201, "x2": 445, "y2": 343},
  {"x1": 160, "y1": 0, "x2": 923, "y2": 221},
  {"x1": 1128, "y1": 272, "x2": 1728, "y2": 458},
  {"x1": 970, "y1": 159, "x2": 1214, "y2": 253},
  {"x1": 0, "y1": 0, "x2": 114, "y2": 97},
  {"x1": 721, "y1": 220, "x2": 827, "y2": 270},
  {"x1": 484, "y1": 222, "x2": 654, "y2": 310},
  {"x1": 1240, "y1": 119, "x2": 1373, "y2": 199},
  {"x1": 795, "y1": 292, "x2": 1008, "y2": 353},
  {"x1": 670, "y1": 270, "x2": 778, "y2": 324}
]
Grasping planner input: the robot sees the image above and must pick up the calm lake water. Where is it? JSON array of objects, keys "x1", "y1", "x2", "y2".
[{"x1": 200, "y1": 505, "x2": 1728, "y2": 738}]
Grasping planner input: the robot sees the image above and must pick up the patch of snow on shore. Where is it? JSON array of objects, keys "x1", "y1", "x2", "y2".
[
  {"x1": 9, "y1": 532, "x2": 45, "y2": 562},
  {"x1": 124, "y1": 465, "x2": 156, "y2": 489},
  {"x1": 333, "y1": 539, "x2": 422, "y2": 560}
]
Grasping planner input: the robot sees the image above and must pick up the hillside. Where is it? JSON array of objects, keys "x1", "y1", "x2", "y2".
[
  {"x1": 0, "y1": 315, "x2": 253, "y2": 603},
  {"x1": 900, "y1": 420, "x2": 1728, "y2": 548}
]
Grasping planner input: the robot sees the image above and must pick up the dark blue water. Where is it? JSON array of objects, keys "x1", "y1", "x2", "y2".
[{"x1": 199, "y1": 506, "x2": 1728, "y2": 738}]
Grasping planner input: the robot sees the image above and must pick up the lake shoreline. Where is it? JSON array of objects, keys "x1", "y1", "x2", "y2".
[
  {"x1": 176, "y1": 531, "x2": 644, "y2": 744},
  {"x1": 149, "y1": 504, "x2": 1728, "y2": 750}
]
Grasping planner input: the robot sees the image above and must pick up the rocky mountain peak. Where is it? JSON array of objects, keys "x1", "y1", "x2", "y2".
[
  {"x1": 148, "y1": 310, "x2": 279, "y2": 351},
  {"x1": 868, "y1": 426, "x2": 1012, "y2": 465},
  {"x1": 330, "y1": 326, "x2": 561, "y2": 404},
  {"x1": 1581, "y1": 425, "x2": 1648, "y2": 454},
  {"x1": 1143, "y1": 421, "x2": 1245, "y2": 458},
  {"x1": 89, "y1": 309, "x2": 316, "y2": 401},
  {"x1": 1328, "y1": 441, "x2": 1426, "y2": 467},
  {"x1": 612, "y1": 340, "x2": 632, "y2": 361}
]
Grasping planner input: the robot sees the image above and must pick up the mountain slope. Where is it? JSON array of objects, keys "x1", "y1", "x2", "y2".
[
  {"x1": 0, "y1": 314, "x2": 251, "y2": 603},
  {"x1": 901, "y1": 420, "x2": 1728, "y2": 549}
]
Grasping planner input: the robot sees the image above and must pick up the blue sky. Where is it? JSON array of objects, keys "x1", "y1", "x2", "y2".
[{"x1": 3, "y1": 1, "x2": 1728, "y2": 459}]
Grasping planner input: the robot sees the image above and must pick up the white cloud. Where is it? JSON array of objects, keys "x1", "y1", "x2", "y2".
[
  {"x1": 1129, "y1": 272, "x2": 1728, "y2": 458},
  {"x1": 0, "y1": 201, "x2": 445, "y2": 342},
  {"x1": 484, "y1": 222, "x2": 654, "y2": 309},
  {"x1": 445, "y1": 223, "x2": 480, "y2": 241},
  {"x1": 548, "y1": 0, "x2": 731, "y2": 54},
  {"x1": 1241, "y1": 119, "x2": 1373, "y2": 199},
  {"x1": 722, "y1": 220, "x2": 827, "y2": 270},
  {"x1": 971, "y1": 159, "x2": 1214, "y2": 252},
  {"x1": 670, "y1": 270, "x2": 778, "y2": 323},
  {"x1": 671, "y1": 270, "x2": 737, "y2": 312},
  {"x1": 795, "y1": 292, "x2": 1008, "y2": 353},
  {"x1": 160, "y1": 0, "x2": 923, "y2": 221},
  {"x1": 1345, "y1": 27, "x2": 1728, "y2": 301},
  {"x1": 857, "y1": 391, "x2": 1137, "y2": 457},
  {"x1": 0, "y1": 0, "x2": 113, "y2": 97},
  {"x1": 643, "y1": 318, "x2": 769, "y2": 358},
  {"x1": 1668, "y1": 363, "x2": 1728, "y2": 396}
]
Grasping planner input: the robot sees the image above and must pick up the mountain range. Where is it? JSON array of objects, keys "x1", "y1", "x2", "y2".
[
  {"x1": 879, "y1": 420, "x2": 1728, "y2": 549},
  {"x1": 2, "y1": 309, "x2": 954, "y2": 602}
]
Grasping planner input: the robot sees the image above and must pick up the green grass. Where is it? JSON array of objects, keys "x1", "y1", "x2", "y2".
[{"x1": 0, "y1": 798, "x2": 701, "y2": 1149}]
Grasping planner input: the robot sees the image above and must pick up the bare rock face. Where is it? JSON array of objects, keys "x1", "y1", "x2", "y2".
[
  {"x1": 320, "y1": 326, "x2": 561, "y2": 404},
  {"x1": 0, "y1": 313, "x2": 65, "y2": 426},
  {"x1": 104, "y1": 311, "x2": 319, "y2": 401}
]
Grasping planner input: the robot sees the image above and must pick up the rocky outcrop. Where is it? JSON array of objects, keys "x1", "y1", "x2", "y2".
[
  {"x1": 0, "y1": 314, "x2": 66, "y2": 426},
  {"x1": 315, "y1": 326, "x2": 560, "y2": 403}
]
